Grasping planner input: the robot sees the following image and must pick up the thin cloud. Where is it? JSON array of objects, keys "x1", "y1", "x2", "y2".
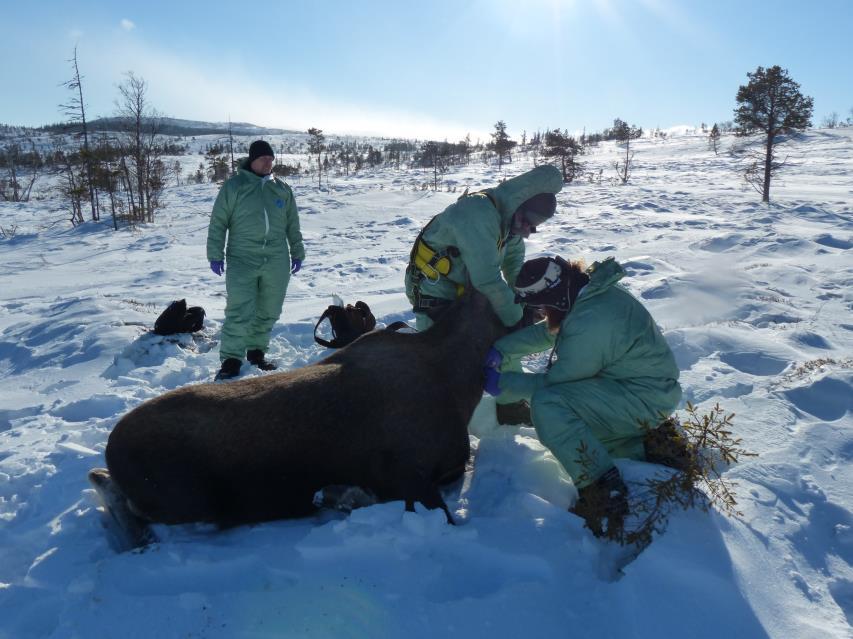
[
  {"x1": 120, "y1": 19, "x2": 135, "y2": 31},
  {"x1": 95, "y1": 35, "x2": 481, "y2": 140}
]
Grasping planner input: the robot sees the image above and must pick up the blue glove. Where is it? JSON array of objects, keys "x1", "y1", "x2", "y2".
[
  {"x1": 291, "y1": 258, "x2": 303, "y2": 274},
  {"x1": 484, "y1": 347, "x2": 503, "y2": 370},
  {"x1": 210, "y1": 260, "x2": 224, "y2": 276},
  {"x1": 484, "y1": 368, "x2": 502, "y2": 396}
]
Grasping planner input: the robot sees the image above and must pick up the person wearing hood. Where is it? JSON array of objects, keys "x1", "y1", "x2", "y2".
[
  {"x1": 207, "y1": 140, "x2": 305, "y2": 380},
  {"x1": 404, "y1": 164, "x2": 564, "y2": 425},
  {"x1": 483, "y1": 256, "x2": 682, "y2": 539}
]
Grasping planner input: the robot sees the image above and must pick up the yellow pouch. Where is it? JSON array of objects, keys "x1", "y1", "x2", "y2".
[{"x1": 414, "y1": 239, "x2": 452, "y2": 282}]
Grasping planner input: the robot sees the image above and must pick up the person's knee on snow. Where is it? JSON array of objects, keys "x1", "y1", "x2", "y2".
[
  {"x1": 491, "y1": 254, "x2": 682, "y2": 538},
  {"x1": 530, "y1": 388, "x2": 614, "y2": 483}
]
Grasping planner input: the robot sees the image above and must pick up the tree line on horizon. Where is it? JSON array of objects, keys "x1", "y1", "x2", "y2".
[{"x1": 0, "y1": 56, "x2": 836, "y2": 227}]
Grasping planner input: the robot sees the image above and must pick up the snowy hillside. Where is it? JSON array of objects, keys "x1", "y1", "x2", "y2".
[{"x1": 0, "y1": 129, "x2": 851, "y2": 638}]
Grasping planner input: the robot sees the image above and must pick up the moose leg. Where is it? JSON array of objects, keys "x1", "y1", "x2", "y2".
[
  {"x1": 88, "y1": 468, "x2": 157, "y2": 550},
  {"x1": 400, "y1": 470, "x2": 456, "y2": 525}
]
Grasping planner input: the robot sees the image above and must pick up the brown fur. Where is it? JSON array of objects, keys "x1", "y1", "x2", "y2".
[
  {"x1": 545, "y1": 308, "x2": 567, "y2": 332},
  {"x1": 101, "y1": 289, "x2": 505, "y2": 527}
]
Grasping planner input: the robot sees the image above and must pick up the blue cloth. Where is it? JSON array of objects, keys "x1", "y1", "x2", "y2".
[
  {"x1": 484, "y1": 347, "x2": 503, "y2": 369},
  {"x1": 210, "y1": 260, "x2": 224, "y2": 276},
  {"x1": 484, "y1": 368, "x2": 502, "y2": 396},
  {"x1": 291, "y1": 258, "x2": 303, "y2": 274}
]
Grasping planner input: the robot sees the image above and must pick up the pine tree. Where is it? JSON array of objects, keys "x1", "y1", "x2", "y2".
[
  {"x1": 543, "y1": 129, "x2": 582, "y2": 182},
  {"x1": 708, "y1": 123, "x2": 721, "y2": 155},
  {"x1": 611, "y1": 118, "x2": 642, "y2": 183},
  {"x1": 734, "y1": 65, "x2": 813, "y2": 202},
  {"x1": 487, "y1": 120, "x2": 517, "y2": 168},
  {"x1": 419, "y1": 141, "x2": 440, "y2": 190}
]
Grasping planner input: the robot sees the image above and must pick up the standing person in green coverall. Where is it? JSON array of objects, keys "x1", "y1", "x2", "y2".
[
  {"x1": 207, "y1": 140, "x2": 305, "y2": 381},
  {"x1": 483, "y1": 256, "x2": 682, "y2": 539},
  {"x1": 404, "y1": 164, "x2": 563, "y2": 425}
]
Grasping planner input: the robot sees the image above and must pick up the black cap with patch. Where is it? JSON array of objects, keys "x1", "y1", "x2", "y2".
[{"x1": 513, "y1": 256, "x2": 571, "y2": 310}]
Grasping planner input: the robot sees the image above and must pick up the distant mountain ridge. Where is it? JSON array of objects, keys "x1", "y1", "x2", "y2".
[{"x1": 38, "y1": 117, "x2": 298, "y2": 137}]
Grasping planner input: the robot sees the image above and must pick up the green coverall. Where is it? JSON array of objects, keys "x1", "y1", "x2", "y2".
[
  {"x1": 493, "y1": 258, "x2": 682, "y2": 487},
  {"x1": 404, "y1": 164, "x2": 563, "y2": 408},
  {"x1": 206, "y1": 161, "x2": 305, "y2": 362},
  {"x1": 405, "y1": 164, "x2": 563, "y2": 331}
]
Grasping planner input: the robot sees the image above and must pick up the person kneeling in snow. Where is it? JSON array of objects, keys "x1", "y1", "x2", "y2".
[{"x1": 483, "y1": 256, "x2": 682, "y2": 539}]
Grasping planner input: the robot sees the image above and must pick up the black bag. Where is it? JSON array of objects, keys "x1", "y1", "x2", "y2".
[
  {"x1": 153, "y1": 299, "x2": 206, "y2": 336},
  {"x1": 313, "y1": 301, "x2": 376, "y2": 348}
]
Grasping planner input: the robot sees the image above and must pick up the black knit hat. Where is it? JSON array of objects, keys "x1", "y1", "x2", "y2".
[
  {"x1": 514, "y1": 256, "x2": 571, "y2": 310},
  {"x1": 516, "y1": 192, "x2": 557, "y2": 227},
  {"x1": 248, "y1": 140, "x2": 274, "y2": 163}
]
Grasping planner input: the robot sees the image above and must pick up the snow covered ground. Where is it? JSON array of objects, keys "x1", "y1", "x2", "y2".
[{"x1": 0, "y1": 129, "x2": 851, "y2": 638}]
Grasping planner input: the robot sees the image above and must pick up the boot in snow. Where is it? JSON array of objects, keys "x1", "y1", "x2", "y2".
[
  {"x1": 246, "y1": 349, "x2": 277, "y2": 371},
  {"x1": 215, "y1": 357, "x2": 242, "y2": 380},
  {"x1": 644, "y1": 418, "x2": 693, "y2": 472},
  {"x1": 496, "y1": 400, "x2": 531, "y2": 425},
  {"x1": 571, "y1": 467, "x2": 629, "y2": 540}
]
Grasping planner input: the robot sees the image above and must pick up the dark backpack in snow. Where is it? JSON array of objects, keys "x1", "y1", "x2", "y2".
[
  {"x1": 313, "y1": 301, "x2": 376, "y2": 348},
  {"x1": 154, "y1": 299, "x2": 206, "y2": 336}
]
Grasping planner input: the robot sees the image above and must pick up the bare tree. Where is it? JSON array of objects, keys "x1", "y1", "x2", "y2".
[
  {"x1": 307, "y1": 127, "x2": 325, "y2": 189},
  {"x1": 226, "y1": 117, "x2": 236, "y2": 175},
  {"x1": 60, "y1": 45, "x2": 99, "y2": 221},
  {"x1": 89, "y1": 131, "x2": 123, "y2": 230},
  {"x1": 0, "y1": 140, "x2": 41, "y2": 202},
  {"x1": 734, "y1": 65, "x2": 813, "y2": 203},
  {"x1": 821, "y1": 112, "x2": 840, "y2": 129},
  {"x1": 115, "y1": 72, "x2": 170, "y2": 222},
  {"x1": 53, "y1": 137, "x2": 86, "y2": 226},
  {"x1": 341, "y1": 144, "x2": 352, "y2": 176},
  {"x1": 116, "y1": 72, "x2": 147, "y2": 221}
]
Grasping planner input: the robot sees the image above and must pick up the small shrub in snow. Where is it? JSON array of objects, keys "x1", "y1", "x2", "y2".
[
  {"x1": 617, "y1": 403, "x2": 754, "y2": 548},
  {"x1": 0, "y1": 224, "x2": 18, "y2": 239},
  {"x1": 775, "y1": 358, "x2": 852, "y2": 386}
]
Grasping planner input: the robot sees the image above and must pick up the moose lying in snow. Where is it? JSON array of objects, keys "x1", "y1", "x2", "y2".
[{"x1": 89, "y1": 290, "x2": 505, "y2": 548}]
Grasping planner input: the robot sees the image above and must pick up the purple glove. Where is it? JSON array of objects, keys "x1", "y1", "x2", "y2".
[
  {"x1": 484, "y1": 347, "x2": 503, "y2": 370},
  {"x1": 291, "y1": 258, "x2": 303, "y2": 274},
  {"x1": 210, "y1": 260, "x2": 224, "y2": 276},
  {"x1": 484, "y1": 368, "x2": 502, "y2": 396}
]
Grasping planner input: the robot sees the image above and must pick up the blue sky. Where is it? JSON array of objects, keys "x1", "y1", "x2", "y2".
[{"x1": 2, "y1": 0, "x2": 852, "y2": 140}]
